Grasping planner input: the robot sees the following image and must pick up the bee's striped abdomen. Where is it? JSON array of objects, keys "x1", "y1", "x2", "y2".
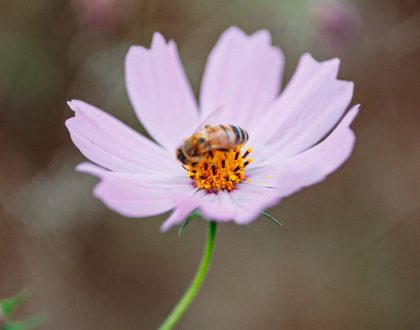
[
  {"x1": 220, "y1": 124, "x2": 231, "y2": 144},
  {"x1": 227, "y1": 125, "x2": 248, "y2": 145},
  {"x1": 230, "y1": 125, "x2": 241, "y2": 144}
]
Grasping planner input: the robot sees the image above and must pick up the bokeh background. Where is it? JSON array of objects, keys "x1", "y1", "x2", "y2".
[{"x1": 1, "y1": 0, "x2": 420, "y2": 329}]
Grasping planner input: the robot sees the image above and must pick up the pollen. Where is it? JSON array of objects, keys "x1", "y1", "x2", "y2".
[{"x1": 185, "y1": 147, "x2": 253, "y2": 192}]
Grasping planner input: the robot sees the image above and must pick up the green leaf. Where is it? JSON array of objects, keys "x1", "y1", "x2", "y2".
[
  {"x1": 3, "y1": 313, "x2": 46, "y2": 330},
  {"x1": 0, "y1": 290, "x2": 30, "y2": 318},
  {"x1": 260, "y1": 211, "x2": 283, "y2": 227},
  {"x1": 178, "y1": 211, "x2": 201, "y2": 237}
]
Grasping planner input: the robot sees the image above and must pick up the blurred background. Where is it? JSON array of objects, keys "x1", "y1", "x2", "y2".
[{"x1": 0, "y1": 0, "x2": 420, "y2": 329}]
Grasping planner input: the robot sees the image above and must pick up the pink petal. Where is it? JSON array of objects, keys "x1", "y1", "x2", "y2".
[
  {"x1": 66, "y1": 100, "x2": 179, "y2": 173},
  {"x1": 162, "y1": 190, "x2": 234, "y2": 231},
  {"x1": 198, "y1": 191, "x2": 235, "y2": 222},
  {"x1": 160, "y1": 198, "x2": 199, "y2": 232},
  {"x1": 77, "y1": 162, "x2": 195, "y2": 218},
  {"x1": 160, "y1": 190, "x2": 237, "y2": 232},
  {"x1": 126, "y1": 33, "x2": 199, "y2": 151},
  {"x1": 252, "y1": 54, "x2": 353, "y2": 159},
  {"x1": 230, "y1": 186, "x2": 280, "y2": 225},
  {"x1": 249, "y1": 105, "x2": 360, "y2": 197},
  {"x1": 161, "y1": 187, "x2": 270, "y2": 231},
  {"x1": 199, "y1": 26, "x2": 284, "y2": 129},
  {"x1": 77, "y1": 162, "x2": 189, "y2": 186}
]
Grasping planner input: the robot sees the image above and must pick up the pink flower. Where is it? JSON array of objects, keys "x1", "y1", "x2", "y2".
[{"x1": 66, "y1": 26, "x2": 359, "y2": 232}]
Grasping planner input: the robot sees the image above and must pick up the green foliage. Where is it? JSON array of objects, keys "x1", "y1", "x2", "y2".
[
  {"x1": 0, "y1": 291, "x2": 45, "y2": 330},
  {"x1": 0, "y1": 291, "x2": 29, "y2": 318}
]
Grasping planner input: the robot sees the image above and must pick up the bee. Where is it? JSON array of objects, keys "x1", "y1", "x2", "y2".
[{"x1": 176, "y1": 124, "x2": 249, "y2": 165}]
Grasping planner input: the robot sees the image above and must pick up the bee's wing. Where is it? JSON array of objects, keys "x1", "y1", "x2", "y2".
[{"x1": 193, "y1": 105, "x2": 226, "y2": 133}]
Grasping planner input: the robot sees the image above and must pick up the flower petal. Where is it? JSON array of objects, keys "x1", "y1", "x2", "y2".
[
  {"x1": 199, "y1": 26, "x2": 284, "y2": 129},
  {"x1": 76, "y1": 162, "x2": 188, "y2": 186},
  {"x1": 77, "y1": 162, "x2": 194, "y2": 218},
  {"x1": 162, "y1": 183, "x2": 282, "y2": 228},
  {"x1": 126, "y1": 33, "x2": 199, "y2": 150},
  {"x1": 252, "y1": 54, "x2": 353, "y2": 159},
  {"x1": 249, "y1": 105, "x2": 360, "y2": 197},
  {"x1": 160, "y1": 190, "x2": 238, "y2": 232},
  {"x1": 66, "y1": 100, "x2": 179, "y2": 173},
  {"x1": 230, "y1": 186, "x2": 280, "y2": 225},
  {"x1": 160, "y1": 198, "x2": 199, "y2": 232},
  {"x1": 198, "y1": 191, "x2": 235, "y2": 222}
]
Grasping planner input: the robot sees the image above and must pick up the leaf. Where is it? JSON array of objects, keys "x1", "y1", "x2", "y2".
[
  {"x1": 178, "y1": 211, "x2": 202, "y2": 237},
  {"x1": 260, "y1": 211, "x2": 283, "y2": 227},
  {"x1": 0, "y1": 290, "x2": 30, "y2": 318}
]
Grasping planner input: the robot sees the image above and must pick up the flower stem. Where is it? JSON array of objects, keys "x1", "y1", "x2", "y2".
[{"x1": 159, "y1": 221, "x2": 217, "y2": 330}]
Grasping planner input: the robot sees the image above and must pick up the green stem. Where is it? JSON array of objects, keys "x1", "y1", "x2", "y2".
[{"x1": 159, "y1": 221, "x2": 217, "y2": 330}]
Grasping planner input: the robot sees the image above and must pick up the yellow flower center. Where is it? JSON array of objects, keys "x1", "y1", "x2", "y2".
[{"x1": 184, "y1": 147, "x2": 253, "y2": 192}]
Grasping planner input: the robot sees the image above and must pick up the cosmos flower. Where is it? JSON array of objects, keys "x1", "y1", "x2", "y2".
[{"x1": 66, "y1": 26, "x2": 359, "y2": 232}]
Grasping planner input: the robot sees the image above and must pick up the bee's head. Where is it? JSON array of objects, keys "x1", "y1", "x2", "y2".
[{"x1": 176, "y1": 146, "x2": 188, "y2": 165}]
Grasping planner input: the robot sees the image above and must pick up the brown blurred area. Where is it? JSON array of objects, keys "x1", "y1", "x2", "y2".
[{"x1": 1, "y1": 0, "x2": 420, "y2": 329}]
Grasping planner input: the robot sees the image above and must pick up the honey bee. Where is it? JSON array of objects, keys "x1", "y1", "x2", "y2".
[{"x1": 176, "y1": 124, "x2": 249, "y2": 165}]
